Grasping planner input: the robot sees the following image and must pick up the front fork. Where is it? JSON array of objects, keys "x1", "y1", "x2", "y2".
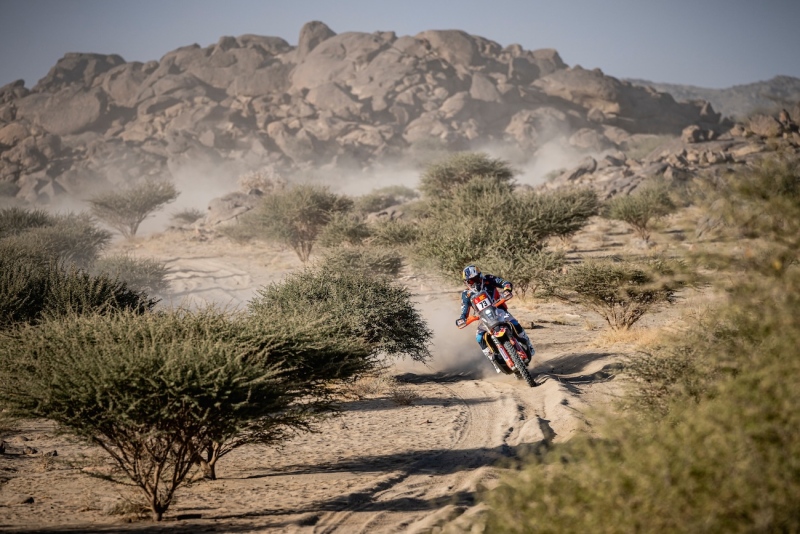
[{"x1": 492, "y1": 334, "x2": 517, "y2": 370}]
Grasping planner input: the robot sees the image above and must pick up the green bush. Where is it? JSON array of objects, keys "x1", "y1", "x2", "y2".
[
  {"x1": 0, "y1": 209, "x2": 111, "y2": 268},
  {"x1": 245, "y1": 184, "x2": 352, "y2": 262},
  {"x1": 0, "y1": 207, "x2": 54, "y2": 239},
  {"x1": 0, "y1": 307, "x2": 371, "y2": 520},
  {"x1": 529, "y1": 187, "x2": 600, "y2": 240},
  {"x1": 481, "y1": 248, "x2": 565, "y2": 297},
  {"x1": 715, "y1": 155, "x2": 800, "y2": 243},
  {"x1": 88, "y1": 179, "x2": 179, "y2": 238},
  {"x1": 316, "y1": 247, "x2": 404, "y2": 277},
  {"x1": 317, "y1": 212, "x2": 371, "y2": 248},
  {"x1": 250, "y1": 266, "x2": 431, "y2": 362},
  {"x1": 602, "y1": 182, "x2": 676, "y2": 240},
  {"x1": 542, "y1": 258, "x2": 689, "y2": 330},
  {"x1": 92, "y1": 254, "x2": 171, "y2": 297},
  {"x1": 0, "y1": 252, "x2": 156, "y2": 330},
  {"x1": 419, "y1": 152, "x2": 516, "y2": 199},
  {"x1": 170, "y1": 207, "x2": 205, "y2": 225},
  {"x1": 368, "y1": 218, "x2": 420, "y2": 247},
  {"x1": 354, "y1": 185, "x2": 418, "y2": 214},
  {"x1": 413, "y1": 179, "x2": 593, "y2": 282}
]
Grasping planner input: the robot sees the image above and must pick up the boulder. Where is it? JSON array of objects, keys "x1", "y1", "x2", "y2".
[
  {"x1": 265, "y1": 120, "x2": 317, "y2": 163},
  {"x1": 534, "y1": 66, "x2": 621, "y2": 115},
  {"x1": 569, "y1": 128, "x2": 613, "y2": 151},
  {"x1": 31, "y1": 86, "x2": 109, "y2": 136},
  {"x1": 33, "y1": 53, "x2": 125, "y2": 92},
  {"x1": 98, "y1": 62, "x2": 156, "y2": 107},
  {"x1": 297, "y1": 21, "x2": 337, "y2": 60},
  {"x1": 0, "y1": 122, "x2": 30, "y2": 147},
  {"x1": 0, "y1": 80, "x2": 30, "y2": 103},
  {"x1": 205, "y1": 190, "x2": 262, "y2": 226},
  {"x1": 305, "y1": 82, "x2": 363, "y2": 118},
  {"x1": 415, "y1": 30, "x2": 480, "y2": 67},
  {"x1": 227, "y1": 62, "x2": 293, "y2": 96},
  {"x1": 469, "y1": 73, "x2": 502, "y2": 102},
  {"x1": 236, "y1": 34, "x2": 292, "y2": 55},
  {"x1": 292, "y1": 31, "x2": 390, "y2": 90}
]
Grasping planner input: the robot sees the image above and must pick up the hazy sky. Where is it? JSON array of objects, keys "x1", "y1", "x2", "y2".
[{"x1": 2, "y1": 0, "x2": 799, "y2": 90}]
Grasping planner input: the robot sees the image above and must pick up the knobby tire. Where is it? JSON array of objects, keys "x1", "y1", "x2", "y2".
[{"x1": 504, "y1": 341, "x2": 535, "y2": 387}]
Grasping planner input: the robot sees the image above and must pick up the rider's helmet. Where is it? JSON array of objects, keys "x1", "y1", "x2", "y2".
[{"x1": 462, "y1": 265, "x2": 483, "y2": 291}]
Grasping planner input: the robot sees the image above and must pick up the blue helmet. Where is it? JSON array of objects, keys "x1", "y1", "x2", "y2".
[{"x1": 462, "y1": 265, "x2": 482, "y2": 291}]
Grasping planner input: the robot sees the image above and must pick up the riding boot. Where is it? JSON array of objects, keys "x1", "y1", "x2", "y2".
[
  {"x1": 482, "y1": 347, "x2": 502, "y2": 373},
  {"x1": 518, "y1": 330, "x2": 535, "y2": 355}
]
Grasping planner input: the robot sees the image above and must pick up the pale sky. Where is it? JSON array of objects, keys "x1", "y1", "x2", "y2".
[{"x1": 1, "y1": 0, "x2": 799, "y2": 90}]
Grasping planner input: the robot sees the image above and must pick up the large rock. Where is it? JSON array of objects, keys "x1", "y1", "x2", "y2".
[
  {"x1": 415, "y1": 30, "x2": 480, "y2": 67},
  {"x1": 291, "y1": 31, "x2": 392, "y2": 90},
  {"x1": 305, "y1": 82, "x2": 363, "y2": 118},
  {"x1": 33, "y1": 53, "x2": 125, "y2": 92},
  {"x1": 29, "y1": 86, "x2": 108, "y2": 136},
  {"x1": 297, "y1": 21, "x2": 337, "y2": 60}
]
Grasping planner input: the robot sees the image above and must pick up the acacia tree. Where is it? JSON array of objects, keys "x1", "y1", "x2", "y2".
[
  {"x1": 419, "y1": 151, "x2": 516, "y2": 199},
  {"x1": 602, "y1": 183, "x2": 675, "y2": 241},
  {"x1": 0, "y1": 308, "x2": 376, "y2": 519},
  {"x1": 542, "y1": 258, "x2": 690, "y2": 330},
  {"x1": 88, "y1": 179, "x2": 179, "y2": 238},
  {"x1": 248, "y1": 184, "x2": 352, "y2": 262}
]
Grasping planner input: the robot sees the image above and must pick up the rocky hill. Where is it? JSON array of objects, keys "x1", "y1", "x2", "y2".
[
  {"x1": 627, "y1": 75, "x2": 800, "y2": 121},
  {"x1": 0, "y1": 20, "x2": 766, "y2": 206}
]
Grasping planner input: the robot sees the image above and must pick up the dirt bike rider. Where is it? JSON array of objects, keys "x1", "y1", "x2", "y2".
[{"x1": 456, "y1": 265, "x2": 534, "y2": 373}]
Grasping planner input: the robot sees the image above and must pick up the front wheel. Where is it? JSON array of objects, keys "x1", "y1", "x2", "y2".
[{"x1": 504, "y1": 341, "x2": 535, "y2": 387}]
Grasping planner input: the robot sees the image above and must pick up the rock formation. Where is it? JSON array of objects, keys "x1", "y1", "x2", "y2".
[{"x1": 0, "y1": 21, "x2": 737, "y2": 204}]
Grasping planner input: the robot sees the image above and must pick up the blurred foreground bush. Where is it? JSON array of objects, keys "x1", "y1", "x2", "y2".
[{"x1": 92, "y1": 254, "x2": 170, "y2": 297}]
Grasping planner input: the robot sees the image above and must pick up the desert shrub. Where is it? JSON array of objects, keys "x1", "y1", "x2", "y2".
[
  {"x1": 542, "y1": 258, "x2": 689, "y2": 330},
  {"x1": 0, "y1": 253, "x2": 155, "y2": 330},
  {"x1": 170, "y1": 207, "x2": 205, "y2": 225},
  {"x1": 354, "y1": 185, "x2": 418, "y2": 214},
  {"x1": 0, "y1": 210, "x2": 111, "y2": 268},
  {"x1": 92, "y1": 254, "x2": 170, "y2": 297},
  {"x1": 0, "y1": 206, "x2": 54, "y2": 238},
  {"x1": 481, "y1": 248, "x2": 565, "y2": 297},
  {"x1": 479, "y1": 267, "x2": 800, "y2": 534},
  {"x1": 0, "y1": 305, "x2": 378, "y2": 519},
  {"x1": 714, "y1": 155, "x2": 800, "y2": 243},
  {"x1": 316, "y1": 247, "x2": 404, "y2": 277},
  {"x1": 419, "y1": 152, "x2": 516, "y2": 199},
  {"x1": 250, "y1": 266, "x2": 431, "y2": 362},
  {"x1": 414, "y1": 179, "x2": 593, "y2": 281},
  {"x1": 531, "y1": 187, "x2": 600, "y2": 240},
  {"x1": 368, "y1": 218, "x2": 420, "y2": 247},
  {"x1": 245, "y1": 184, "x2": 352, "y2": 262},
  {"x1": 317, "y1": 212, "x2": 371, "y2": 248},
  {"x1": 602, "y1": 183, "x2": 676, "y2": 240},
  {"x1": 88, "y1": 179, "x2": 179, "y2": 238}
]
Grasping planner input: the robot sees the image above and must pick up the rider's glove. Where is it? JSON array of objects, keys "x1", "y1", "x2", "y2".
[{"x1": 455, "y1": 318, "x2": 466, "y2": 327}]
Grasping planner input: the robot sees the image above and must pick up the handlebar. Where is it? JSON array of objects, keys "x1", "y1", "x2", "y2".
[{"x1": 456, "y1": 293, "x2": 513, "y2": 329}]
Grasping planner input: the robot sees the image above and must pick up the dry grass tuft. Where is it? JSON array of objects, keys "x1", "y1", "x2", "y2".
[{"x1": 591, "y1": 326, "x2": 662, "y2": 348}]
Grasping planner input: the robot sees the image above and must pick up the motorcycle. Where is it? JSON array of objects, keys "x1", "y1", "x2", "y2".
[{"x1": 456, "y1": 290, "x2": 538, "y2": 387}]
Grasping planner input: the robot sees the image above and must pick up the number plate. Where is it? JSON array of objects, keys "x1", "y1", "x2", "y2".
[{"x1": 472, "y1": 293, "x2": 491, "y2": 311}]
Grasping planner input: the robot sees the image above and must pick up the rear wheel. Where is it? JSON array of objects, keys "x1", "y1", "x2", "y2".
[{"x1": 504, "y1": 341, "x2": 535, "y2": 387}]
